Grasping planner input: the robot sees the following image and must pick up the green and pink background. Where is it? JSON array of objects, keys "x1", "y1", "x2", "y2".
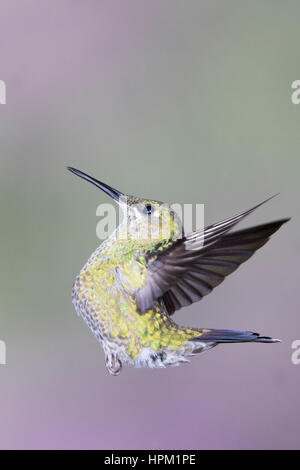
[{"x1": 0, "y1": 0, "x2": 299, "y2": 449}]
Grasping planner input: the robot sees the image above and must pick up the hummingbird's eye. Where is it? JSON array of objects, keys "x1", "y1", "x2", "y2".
[{"x1": 144, "y1": 204, "x2": 152, "y2": 215}]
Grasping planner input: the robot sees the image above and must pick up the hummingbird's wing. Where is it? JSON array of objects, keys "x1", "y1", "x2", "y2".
[
  {"x1": 135, "y1": 198, "x2": 289, "y2": 314},
  {"x1": 160, "y1": 219, "x2": 288, "y2": 315}
]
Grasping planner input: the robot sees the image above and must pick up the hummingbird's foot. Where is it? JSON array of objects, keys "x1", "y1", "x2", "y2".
[{"x1": 105, "y1": 351, "x2": 122, "y2": 376}]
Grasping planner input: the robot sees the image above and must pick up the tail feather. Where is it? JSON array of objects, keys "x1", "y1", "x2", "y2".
[{"x1": 193, "y1": 328, "x2": 281, "y2": 344}]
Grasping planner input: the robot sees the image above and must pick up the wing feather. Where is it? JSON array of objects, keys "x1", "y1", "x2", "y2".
[
  {"x1": 161, "y1": 219, "x2": 289, "y2": 314},
  {"x1": 134, "y1": 199, "x2": 289, "y2": 315}
]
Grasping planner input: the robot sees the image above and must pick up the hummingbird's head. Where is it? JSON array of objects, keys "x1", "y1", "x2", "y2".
[
  {"x1": 123, "y1": 196, "x2": 183, "y2": 244},
  {"x1": 67, "y1": 168, "x2": 183, "y2": 245}
]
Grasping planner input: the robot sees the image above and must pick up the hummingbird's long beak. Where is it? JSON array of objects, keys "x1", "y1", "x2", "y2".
[{"x1": 67, "y1": 167, "x2": 123, "y2": 203}]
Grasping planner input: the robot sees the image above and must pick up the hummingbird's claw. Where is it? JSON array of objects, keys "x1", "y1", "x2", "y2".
[{"x1": 105, "y1": 351, "x2": 122, "y2": 376}]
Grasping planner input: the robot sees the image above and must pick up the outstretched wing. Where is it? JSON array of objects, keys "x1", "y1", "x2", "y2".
[
  {"x1": 135, "y1": 197, "x2": 288, "y2": 314},
  {"x1": 161, "y1": 219, "x2": 288, "y2": 315}
]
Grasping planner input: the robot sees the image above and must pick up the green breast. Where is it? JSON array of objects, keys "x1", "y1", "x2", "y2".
[{"x1": 73, "y1": 237, "x2": 200, "y2": 359}]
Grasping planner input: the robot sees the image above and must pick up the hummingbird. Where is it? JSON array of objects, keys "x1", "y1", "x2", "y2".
[{"x1": 68, "y1": 167, "x2": 288, "y2": 376}]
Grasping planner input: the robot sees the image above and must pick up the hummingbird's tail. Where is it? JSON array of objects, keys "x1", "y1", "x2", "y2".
[
  {"x1": 179, "y1": 328, "x2": 281, "y2": 362},
  {"x1": 132, "y1": 327, "x2": 280, "y2": 369},
  {"x1": 192, "y1": 328, "x2": 281, "y2": 344}
]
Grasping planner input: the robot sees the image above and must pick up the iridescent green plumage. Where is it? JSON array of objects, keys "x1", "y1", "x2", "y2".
[
  {"x1": 68, "y1": 168, "x2": 287, "y2": 375},
  {"x1": 72, "y1": 193, "x2": 204, "y2": 374}
]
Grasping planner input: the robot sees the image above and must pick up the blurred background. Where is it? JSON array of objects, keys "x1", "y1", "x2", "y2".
[{"x1": 0, "y1": 0, "x2": 299, "y2": 449}]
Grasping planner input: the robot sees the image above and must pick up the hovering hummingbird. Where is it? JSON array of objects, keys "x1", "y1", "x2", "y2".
[{"x1": 68, "y1": 167, "x2": 288, "y2": 376}]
